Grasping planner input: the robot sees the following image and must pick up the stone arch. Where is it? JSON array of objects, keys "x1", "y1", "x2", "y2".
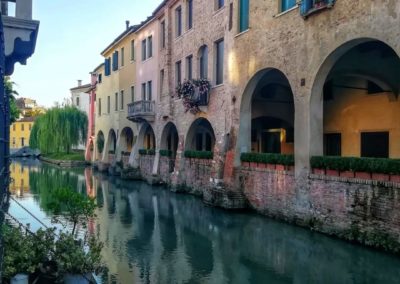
[
  {"x1": 137, "y1": 122, "x2": 156, "y2": 150},
  {"x1": 236, "y1": 68, "x2": 295, "y2": 166},
  {"x1": 107, "y1": 129, "x2": 117, "y2": 153},
  {"x1": 160, "y1": 122, "x2": 179, "y2": 157},
  {"x1": 96, "y1": 131, "x2": 105, "y2": 160},
  {"x1": 119, "y1": 127, "x2": 134, "y2": 154},
  {"x1": 309, "y1": 38, "x2": 400, "y2": 159},
  {"x1": 185, "y1": 118, "x2": 216, "y2": 152}
]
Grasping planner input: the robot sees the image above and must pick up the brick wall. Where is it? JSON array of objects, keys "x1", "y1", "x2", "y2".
[
  {"x1": 240, "y1": 167, "x2": 400, "y2": 253},
  {"x1": 159, "y1": 156, "x2": 175, "y2": 184},
  {"x1": 177, "y1": 158, "x2": 212, "y2": 196},
  {"x1": 139, "y1": 155, "x2": 154, "y2": 179}
]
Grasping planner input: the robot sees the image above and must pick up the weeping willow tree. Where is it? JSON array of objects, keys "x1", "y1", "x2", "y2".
[{"x1": 30, "y1": 106, "x2": 88, "y2": 154}]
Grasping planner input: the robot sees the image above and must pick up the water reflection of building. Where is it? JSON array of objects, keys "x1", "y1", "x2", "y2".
[{"x1": 10, "y1": 162, "x2": 30, "y2": 196}]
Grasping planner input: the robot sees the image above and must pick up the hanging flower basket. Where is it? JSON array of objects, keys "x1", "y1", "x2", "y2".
[{"x1": 176, "y1": 79, "x2": 211, "y2": 114}]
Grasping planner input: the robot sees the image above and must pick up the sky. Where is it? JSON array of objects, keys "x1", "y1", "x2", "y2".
[{"x1": 11, "y1": 0, "x2": 162, "y2": 107}]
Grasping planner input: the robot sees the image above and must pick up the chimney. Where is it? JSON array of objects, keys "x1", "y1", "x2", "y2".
[
  {"x1": 77, "y1": 80, "x2": 82, "y2": 87},
  {"x1": 126, "y1": 20, "x2": 130, "y2": 30}
]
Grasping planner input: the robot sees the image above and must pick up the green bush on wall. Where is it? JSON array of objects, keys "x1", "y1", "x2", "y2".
[
  {"x1": 139, "y1": 149, "x2": 156, "y2": 156},
  {"x1": 240, "y1": 153, "x2": 295, "y2": 166},
  {"x1": 184, "y1": 150, "x2": 213, "y2": 160},
  {"x1": 159, "y1": 150, "x2": 173, "y2": 157},
  {"x1": 310, "y1": 156, "x2": 400, "y2": 175}
]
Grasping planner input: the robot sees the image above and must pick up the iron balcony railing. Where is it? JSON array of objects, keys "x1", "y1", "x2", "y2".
[{"x1": 128, "y1": 100, "x2": 155, "y2": 117}]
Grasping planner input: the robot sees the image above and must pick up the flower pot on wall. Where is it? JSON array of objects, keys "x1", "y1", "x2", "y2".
[
  {"x1": 267, "y1": 164, "x2": 276, "y2": 170},
  {"x1": 250, "y1": 162, "x2": 258, "y2": 168},
  {"x1": 372, "y1": 173, "x2": 390, "y2": 182},
  {"x1": 355, "y1": 171, "x2": 371, "y2": 180},
  {"x1": 340, "y1": 171, "x2": 354, "y2": 178},
  {"x1": 276, "y1": 164, "x2": 285, "y2": 171},
  {"x1": 258, "y1": 163, "x2": 266, "y2": 169},
  {"x1": 312, "y1": 168, "x2": 325, "y2": 175},
  {"x1": 326, "y1": 169, "x2": 339, "y2": 177},
  {"x1": 390, "y1": 174, "x2": 400, "y2": 183},
  {"x1": 241, "y1": 162, "x2": 250, "y2": 168}
]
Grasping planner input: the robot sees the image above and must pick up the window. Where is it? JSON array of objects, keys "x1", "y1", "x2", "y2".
[
  {"x1": 281, "y1": 0, "x2": 296, "y2": 12},
  {"x1": 216, "y1": 0, "x2": 224, "y2": 10},
  {"x1": 147, "y1": 81, "x2": 152, "y2": 101},
  {"x1": 120, "y1": 90, "x2": 124, "y2": 110},
  {"x1": 98, "y1": 73, "x2": 102, "y2": 84},
  {"x1": 175, "y1": 6, "x2": 182, "y2": 37},
  {"x1": 176, "y1": 61, "x2": 182, "y2": 86},
  {"x1": 131, "y1": 86, "x2": 135, "y2": 102},
  {"x1": 215, "y1": 39, "x2": 224, "y2": 85},
  {"x1": 12, "y1": 124, "x2": 15, "y2": 131},
  {"x1": 142, "y1": 39, "x2": 147, "y2": 61},
  {"x1": 187, "y1": 0, "x2": 193, "y2": 30},
  {"x1": 186, "y1": 55, "x2": 193, "y2": 80},
  {"x1": 21, "y1": 138, "x2": 25, "y2": 147},
  {"x1": 160, "y1": 69, "x2": 165, "y2": 96},
  {"x1": 115, "y1": 93, "x2": 118, "y2": 111},
  {"x1": 76, "y1": 97, "x2": 80, "y2": 107},
  {"x1": 121, "y1": 47, "x2": 125, "y2": 67},
  {"x1": 105, "y1": 58, "x2": 111, "y2": 76},
  {"x1": 160, "y1": 21, "x2": 166, "y2": 48},
  {"x1": 112, "y1": 51, "x2": 119, "y2": 71},
  {"x1": 324, "y1": 133, "x2": 341, "y2": 156},
  {"x1": 239, "y1": 0, "x2": 249, "y2": 32},
  {"x1": 98, "y1": 98, "x2": 101, "y2": 116},
  {"x1": 361, "y1": 132, "x2": 389, "y2": 158},
  {"x1": 148, "y1": 36, "x2": 153, "y2": 58},
  {"x1": 21, "y1": 124, "x2": 24, "y2": 131},
  {"x1": 131, "y1": 40, "x2": 135, "y2": 61},
  {"x1": 107, "y1": 96, "x2": 110, "y2": 113},
  {"x1": 199, "y1": 45, "x2": 208, "y2": 79},
  {"x1": 142, "y1": 83, "x2": 146, "y2": 100},
  {"x1": 12, "y1": 137, "x2": 15, "y2": 145}
]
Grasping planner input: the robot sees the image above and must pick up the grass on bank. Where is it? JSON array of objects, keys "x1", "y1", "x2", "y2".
[{"x1": 43, "y1": 152, "x2": 85, "y2": 161}]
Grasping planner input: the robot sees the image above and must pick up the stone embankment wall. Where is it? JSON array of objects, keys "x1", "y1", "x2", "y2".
[
  {"x1": 175, "y1": 158, "x2": 212, "y2": 196},
  {"x1": 159, "y1": 157, "x2": 175, "y2": 184},
  {"x1": 240, "y1": 167, "x2": 400, "y2": 253},
  {"x1": 139, "y1": 155, "x2": 155, "y2": 181}
]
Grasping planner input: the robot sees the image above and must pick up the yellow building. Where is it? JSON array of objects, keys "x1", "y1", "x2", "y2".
[{"x1": 10, "y1": 116, "x2": 36, "y2": 149}]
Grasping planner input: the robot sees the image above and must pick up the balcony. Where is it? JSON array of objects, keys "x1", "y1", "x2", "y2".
[
  {"x1": 1, "y1": 0, "x2": 40, "y2": 75},
  {"x1": 127, "y1": 100, "x2": 155, "y2": 122}
]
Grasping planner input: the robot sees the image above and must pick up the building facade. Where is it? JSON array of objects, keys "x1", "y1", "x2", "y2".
[
  {"x1": 91, "y1": 0, "x2": 400, "y2": 252},
  {"x1": 10, "y1": 116, "x2": 35, "y2": 149}
]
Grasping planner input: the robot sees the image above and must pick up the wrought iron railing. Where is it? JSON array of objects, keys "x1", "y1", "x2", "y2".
[{"x1": 128, "y1": 100, "x2": 155, "y2": 116}]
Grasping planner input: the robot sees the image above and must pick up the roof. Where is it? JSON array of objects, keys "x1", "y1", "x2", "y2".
[
  {"x1": 101, "y1": 25, "x2": 140, "y2": 56},
  {"x1": 70, "y1": 83, "x2": 91, "y2": 92},
  {"x1": 92, "y1": 62, "x2": 104, "y2": 73}
]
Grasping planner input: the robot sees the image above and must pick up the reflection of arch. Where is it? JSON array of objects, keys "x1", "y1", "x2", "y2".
[
  {"x1": 137, "y1": 122, "x2": 155, "y2": 150},
  {"x1": 185, "y1": 118, "x2": 215, "y2": 151},
  {"x1": 310, "y1": 38, "x2": 400, "y2": 158},
  {"x1": 236, "y1": 68, "x2": 295, "y2": 164},
  {"x1": 119, "y1": 127, "x2": 134, "y2": 153},
  {"x1": 160, "y1": 122, "x2": 179, "y2": 157}
]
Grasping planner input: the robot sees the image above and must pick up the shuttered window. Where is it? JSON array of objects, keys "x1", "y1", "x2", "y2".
[{"x1": 239, "y1": 0, "x2": 249, "y2": 32}]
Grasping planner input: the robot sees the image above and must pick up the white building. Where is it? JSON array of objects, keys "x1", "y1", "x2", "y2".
[{"x1": 70, "y1": 80, "x2": 91, "y2": 150}]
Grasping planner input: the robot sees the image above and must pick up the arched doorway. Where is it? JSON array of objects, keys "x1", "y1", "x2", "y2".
[
  {"x1": 185, "y1": 118, "x2": 215, "y2": 152},
  {"x1": 120, "y1": 127, "x2": 134, "y2": 153},
  {"x1": 107, "y1": 129, "x2": 117, "y2": 162},
  {"x1": 96, "y1": 131, "x2": 105, "y2": 160},
  {"x1": 160, "y1": 122, "x2": 179, "y2": 174},
  {"x1": 311, "y1": 39, "x2": 400, "y2": 158},
  {"x1": 237, "y1": 68, "x2": 295, "y2": 164},
  {"x1": 139, "y1": 123, "x2": 155, "y2": 150},
  {"x1": 160, "y1": 122, "x2": 179, "y2": 157}
]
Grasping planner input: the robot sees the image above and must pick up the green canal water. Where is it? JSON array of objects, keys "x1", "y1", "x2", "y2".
[{"x1": 8, "y1": 159, "x2": 400, "y2": 284}]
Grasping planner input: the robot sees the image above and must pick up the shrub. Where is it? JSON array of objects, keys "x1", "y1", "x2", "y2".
[
  {"x1": 160, "y1": 150, "x2": 173, "y2": 157},
  {"x1": 184, "y1": 150, "x2": 213, "y2": 160},
  {"x1": 138, "y1": 149, "x2": 147, "y2": 155},
  {"x1": 240, "y1": 153, "x2": 294, "y2": 165},
  {"x1": 310, "y1": 156, "x2": 400, "y2": 175},
  {"x1": 139, "y1": 149, "x2": 156, "y2": 156}
]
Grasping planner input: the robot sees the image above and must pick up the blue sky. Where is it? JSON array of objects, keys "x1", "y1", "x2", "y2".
[{"x1": 11, "y1": 0, "x2": 161, "y2": 107}]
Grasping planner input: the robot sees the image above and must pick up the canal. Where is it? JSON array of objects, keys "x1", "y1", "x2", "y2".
[{"x1": 8, "y1": 159, "x2": 400, "y2": 283}]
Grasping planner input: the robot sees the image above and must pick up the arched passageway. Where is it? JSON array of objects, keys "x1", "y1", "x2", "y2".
[
  {"x1": 161, "y1": 122, "x2": 179, "y2": 157},
  {"x1": 311, "y1": 39, "x2": 400, "y2": 158},
  {"x1": 237, "y1": 68, "x2": 295, "y2": 164},
  {"x1": 107, "y1": 129, "x2": 117, "y2": 153},
  {"x1": 96, "y1": 131, "x2": 105, "y2": 160},
  {"x1": 119, "y1": 127, "x2": 134, "y2": 154},
  {"x1": 185, "y1": 118, "x2": 215, "y2": 152}
]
